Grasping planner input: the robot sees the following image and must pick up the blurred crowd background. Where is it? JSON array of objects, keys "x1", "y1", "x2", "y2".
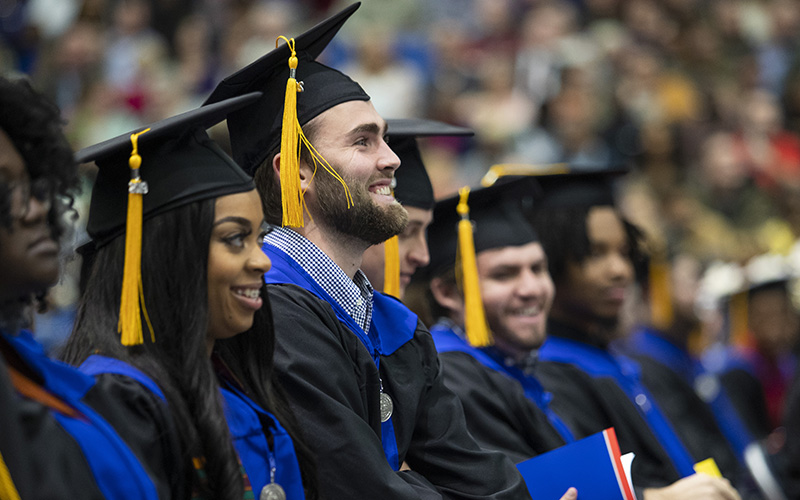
[{"x1": 3, "y1": 0, "x2": 800, "y2": 434}]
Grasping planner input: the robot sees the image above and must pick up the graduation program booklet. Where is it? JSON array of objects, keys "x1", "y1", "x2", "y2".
[{"x1": 516, "y1": 427, "x2": 637, "y2": 500}]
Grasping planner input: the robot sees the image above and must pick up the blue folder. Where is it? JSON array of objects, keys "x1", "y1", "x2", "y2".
[{"x1": 517, "y1": 428, "x2": 636, "y2": 500}]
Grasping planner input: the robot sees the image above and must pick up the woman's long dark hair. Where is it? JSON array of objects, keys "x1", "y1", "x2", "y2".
[
  {"x1": 215, "y1": 292, "x2": 319, "y2": 499},
  {"x1": 61, "y1": 199, "x2": 243, "y2": 500}
]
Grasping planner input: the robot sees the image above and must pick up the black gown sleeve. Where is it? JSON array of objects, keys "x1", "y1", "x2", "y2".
[
  {"x1": 82, "y1": 373, "x2": 186, "y2": 500},
  {"x1": 438, "y1": 350, "x2": 566, "y2": 463},
  {"x1": 719, "y1": 368, "x2": 772, "y2": 440},
  {"x1": 387, "y1": 323, "x2": 531, "y2": 499},
  {"x1": 269, "y1": 285, "x2": 530, "y2": 500},
  {"x1": 632, "y1": 355, "x2": 743, "y2": 483}
]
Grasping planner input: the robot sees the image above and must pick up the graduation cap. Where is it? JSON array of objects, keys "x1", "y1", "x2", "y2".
[
  {"x1": 204, "y1": 2, "x2": 367, "y2": 227},
  {"x1": 426, "y1": 177, "x2": 541, "y2": 346},
  {"x1": 387, "y1": 118, "x2": 474, "y2": 210},
  {"x1": 379, "y1": 118, "x2": 473, "y2": 297},
  {"x1": 76, "y1": 92, "x2": 262, "y2": 346},
  {"x1": 480, "y1": 164, "x2": 628, "y2": 209}
]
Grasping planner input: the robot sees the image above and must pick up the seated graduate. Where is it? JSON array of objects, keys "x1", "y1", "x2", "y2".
[
  {"x1": 360, "y1": 118, "x2": 472, "y2": 300},
  {"x1": 61, "y1": 94, "x2": 315, "y2": 499},
  {"x1": 0, "y1": 75, "x2": 160, "y2": 499},
  {"x1": 702, "y1": 257, "x2": 798, "y2": 441},
  {"x1": 417, "y1": 178, "x2": 574, "y2": 463},
  {"x1": 528, "y1": 169, "x2": 741, "y2": 499},
  {"x1": 204, "y1": 3, "x2": 530, "y2": 498},
  {"x1": 617, "y1": 252, "x2": 782, "y2": 498}
]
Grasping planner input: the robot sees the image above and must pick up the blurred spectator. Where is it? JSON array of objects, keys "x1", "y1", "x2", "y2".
[
  {"x1": 510, "y1": 78, "x2": 615, "y2": 170},
  {"x1": 341, "y1": 28, "x2": 425, "y2": 119},
  {"x1": 514, "y1": 0, "x2": 581, "y2": 106},
  {"x1": 731, "y1": 88, "x2": 800, "y2": 191}
]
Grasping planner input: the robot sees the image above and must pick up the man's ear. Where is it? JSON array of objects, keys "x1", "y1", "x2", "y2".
[
  {"x1": 272, "y1": 153, "x2": 314, "y2": 191},
  {"x1": 272, "y1": 152, "x2": 314, "y2": 191},
  {"x1": 430, "y1": 276, "x2": 465, "y2": 318}
]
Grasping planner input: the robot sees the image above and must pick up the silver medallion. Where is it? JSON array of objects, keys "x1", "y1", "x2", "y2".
[
  {"x1": 380, "y1": 391, "x2": 394, "y2": 422},
  {"x1": 260, "y1": 482, "x2": 286, "y2": 500}
]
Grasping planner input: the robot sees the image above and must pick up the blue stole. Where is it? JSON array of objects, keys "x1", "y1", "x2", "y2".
[
  {"x1": 624, "y1": 329, "x2": 696, "y2": 384},
  {"x1": 625, "y1": 330, "x2": 755, "y2": 461},
  {"x1": 263, "y1": 242, "x2": 418, "y2": 471},
  {"x1": 81, "y1": 355, "x2": 307, "y2": 498},
  {"x1": 698, "y1": 345, "x2": 758, "y2": 460},
  {"x1": 430, "y1": 322, "x2": 575, "y2": 443},
  {"x1": 2, "y1": 333, "x2": 159, "y2": 500},
  {"x1": 538, "y1": 335, "x2": 696, "y2": 477},
  {"x1": 219, "y1": 378, "x2": 306, "y2": 500}
]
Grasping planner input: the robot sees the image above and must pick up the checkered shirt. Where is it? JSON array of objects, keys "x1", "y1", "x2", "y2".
[{"x1": 265, "y1": 226, "x2": 374, "y2": 331}]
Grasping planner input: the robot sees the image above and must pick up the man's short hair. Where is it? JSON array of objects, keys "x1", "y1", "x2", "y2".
[{"x1": 253, "y1": 119, "x2": 321, "y2": 226}]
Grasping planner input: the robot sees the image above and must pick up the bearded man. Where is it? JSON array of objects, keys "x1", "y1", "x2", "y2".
[{"x1": 204, "y1": 4, "x2": 529, "y2": 499}]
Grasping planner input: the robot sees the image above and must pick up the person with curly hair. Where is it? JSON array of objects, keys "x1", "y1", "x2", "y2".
[{"x1": 0, "y1": 75, "x2": 161, "y2": 499}]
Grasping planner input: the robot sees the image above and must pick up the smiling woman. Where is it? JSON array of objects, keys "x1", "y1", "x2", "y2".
[{"x1": 60, "y1": 95, "x2": 316, "y2": 500}]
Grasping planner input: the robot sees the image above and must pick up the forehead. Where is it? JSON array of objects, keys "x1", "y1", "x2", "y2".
[
  {"x1": 214, "y1": 189, "x2": 263, "y2": 220},
  {"x1": 311, "y1": 100, "x2": 386, "y2": 138},
  {"x1": 0, "y1": 128, "x2": 25, "y2": 180},
  {"x1": 477, "y1": 241, "x2": 546, "y2": 268},
  {"x1": 586, "y1": 206, "x2": 626, "y2": 242}
]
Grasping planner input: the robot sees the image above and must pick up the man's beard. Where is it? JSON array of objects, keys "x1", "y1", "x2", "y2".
[{"x1": 313, "y1": 169, "x2": 408, "y2": 245}]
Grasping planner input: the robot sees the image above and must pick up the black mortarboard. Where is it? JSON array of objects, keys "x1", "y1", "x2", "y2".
[
  {"x1": 204, "y1": 2, "x2": 369, "y2": 176},
  {"x1": 78, "y1": 92, "x2": 262, "y2": 246},
  {"x1": 426, "y1": 177, "x2": 541, "y2": 278},
  {"x1": 481, "y1": 164, "x2": 628, "y2": 209},
  {"x1": 387, "y1": 118, "x2": 473, "y2": 210}
]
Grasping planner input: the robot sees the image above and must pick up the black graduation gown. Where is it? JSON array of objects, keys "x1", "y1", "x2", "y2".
[
  {"x1": 719, "y1": 367, "x2": 772, "y2": 440},
  {"x1": 536, "y1": 321, "x2": 685, "y2": 489},
  {"x1": 83, "y1": 373, "x2": 186, "y2": 500},
  {"x1": 1, "y1": 331, "x2": 165, "y2": 500},
  {"x1": 618, "y1": 331, "x2": 743, "y2": 483},
  {"x1": 437, "y1": 349, "x2": 567, "y2": 463},
  {"x1": 269, "y1": 284, "x2": 530, "y2": 499}
]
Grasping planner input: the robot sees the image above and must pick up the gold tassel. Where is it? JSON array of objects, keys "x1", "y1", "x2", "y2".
[
  {"x1": 0, "y1": 450, "x2": 21, "y2": 500},
  {"x1": 648, "y1": 252, "x2": 674, "y2": 331},
  {"x1": 455, "y1": 187, "x2": 492, "y2": 347},
  {"x1": 277, "y1": 36, "x2": 305, "y2": 227},
  {"x1": 384, "y1": 235, "x2": 401, "y2": 298},
  {"x1": 275, "y1": 36, "x2": 354, "y2": 226},
  {"x1": 118, "y1": 129, "x2": 155, "y2": 346},
  {"x1": 730, "y1": 291, "x2": 749, "y2": 347}
]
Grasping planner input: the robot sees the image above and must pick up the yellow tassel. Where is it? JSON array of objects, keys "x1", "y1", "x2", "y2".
[
  {"x1": 384, "y1": 235, "x2": 401, "y2": 298},
  {"x1": 455, "y1": 187, "x2": 492, "y2": 347},
  {"x1": 648, "y1": 252, "x2": 674, "y2": 331},
  {"x1": 277, "y1": 36, "x2": 304, "y2": 227},
  {"x1": 276, "y1": 35, "x2": 354, "y2": 227},
  {"x1": 118, "y1": 129, "x2": 155, "y2": 346},
  {"x1": 730, "y1": 291, "x2": 749, "y2": 347},
  {"x1": 0, "y1": 450, "x2": 21, "y2": 500}
]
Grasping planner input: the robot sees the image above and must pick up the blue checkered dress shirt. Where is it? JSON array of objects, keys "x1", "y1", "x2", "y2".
[{"x1": 265, "y1": 226, "x2": 374, "y2": 331}]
